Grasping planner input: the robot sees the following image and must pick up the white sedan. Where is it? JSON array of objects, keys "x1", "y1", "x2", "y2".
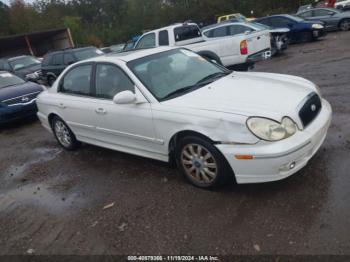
[{"x1": 36, "y1": 47, "x2": 332, "y2": 188}]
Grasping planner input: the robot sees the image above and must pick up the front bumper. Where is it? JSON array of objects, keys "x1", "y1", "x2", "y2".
[
  {"x1": 312, "y1": 28, "x2": 327, "y2": 38},
  {"x1": 216, "y1": 99, "x2": 332, "y2": 184},
  {"x1": 0, "y1": 101, "x2": 38, "y2": 125}
]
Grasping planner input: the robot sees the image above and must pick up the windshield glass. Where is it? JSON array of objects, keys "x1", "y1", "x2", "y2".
[
  {"x1": 0, "y1": 72, "x2": 25, "y2": 89},
  {"x1": 9, "y1": 56, "x2": 40, "y2": 71},
  {"x1": 74, "y1": 48, "x2": 103, "y2": 61},
  {"x1": 127, "y1": 49, "x2": 229, "y2": 101}
]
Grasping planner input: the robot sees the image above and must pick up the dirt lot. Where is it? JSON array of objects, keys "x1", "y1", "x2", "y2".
[{"x1": 0, "y1": 31, "x2": 349, "y2": 256}]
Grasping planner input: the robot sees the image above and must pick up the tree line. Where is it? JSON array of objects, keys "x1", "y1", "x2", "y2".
[{"x1": 0, "y1": 0, "x2": 315, "y2": 47}]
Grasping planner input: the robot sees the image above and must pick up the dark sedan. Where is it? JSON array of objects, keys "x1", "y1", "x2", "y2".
[
  {"x1": 0, "y1": 56, "x2": 42, "y2": 83},
  {"x1": 297, "y1": 8, "x2": 350, "y2": 31},
  {"x1": 255, "y1": 14, "x2": 327, "y2": 43},
  {"x1": 0, "y1": 71, "x2": 44, "y2": 125}
]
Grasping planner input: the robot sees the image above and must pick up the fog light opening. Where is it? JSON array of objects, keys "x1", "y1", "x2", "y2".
[{"x1": 289, "y1": 162, "x2": 296, "y2": 170}]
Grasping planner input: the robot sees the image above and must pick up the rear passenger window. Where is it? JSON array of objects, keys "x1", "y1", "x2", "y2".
[
  {"x1": 159, "y1": 30, "x2": 169, "y2": 46},
  {"x1": 52, "y1": 54, "x2": 63, "y2": 65},
  {"x1": 229, "y1": 25, "x2": 253, "y2": 35},
  {"x1": 212, "y1": 26, "x2": 228, "y2": 37},
  {"x1": 95, "y1": 64, "x2": 134, "y2": 99},
  {"x1": 61, "y1": 65, "x2": 92, "y2": 96}
]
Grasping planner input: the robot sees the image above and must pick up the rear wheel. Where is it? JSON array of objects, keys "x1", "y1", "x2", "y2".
[
  {"x1": 51, "y1": 116, "x2": 80, "y2": 150},
  {"x1": 339, "y1": 19, "x2": 350, "y2": 31},
  {"x1": 176, "y1": 136, "x2": 233, "y2": 188}
]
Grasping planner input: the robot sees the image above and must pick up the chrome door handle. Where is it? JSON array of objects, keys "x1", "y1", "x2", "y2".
[
  {"x1": 95, "y1": 108, "x2": 107, "y2": 114},
  {"x1": 58, "y1": 103, "x2": 66, "y2": 109}
]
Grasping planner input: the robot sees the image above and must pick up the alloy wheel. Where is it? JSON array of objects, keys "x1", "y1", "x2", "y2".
[
  {"x1": 181, "y1": 143, "x2": 218, "y2": 184},
  {"x1": 54, "y1": 120, "x2": 72, "y2": 148}
]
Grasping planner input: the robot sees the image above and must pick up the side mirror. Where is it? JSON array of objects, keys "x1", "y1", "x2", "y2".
[{"x1": 113, "y1": 90, "x2": 137, "y2": 104}]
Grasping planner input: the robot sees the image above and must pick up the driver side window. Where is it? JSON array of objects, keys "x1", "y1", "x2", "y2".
[
  {"x1": 135, "y1": 33, "x2": 156, "y2": 49},
  {"x1": 95, "y1": 64, "x2": 134, "y2": 99}
]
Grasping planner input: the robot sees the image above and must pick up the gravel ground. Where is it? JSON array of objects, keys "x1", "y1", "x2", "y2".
[{"x1": 0, "y1": 31, "x2": 349, "y2": 256}]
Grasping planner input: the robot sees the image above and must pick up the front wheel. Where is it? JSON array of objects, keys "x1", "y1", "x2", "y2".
[
  {"x1": 51, "y1": 116, "x2": 80, "y2": 150},
  {"x1": 176, "y1": 136, "x2": 233, "y2": 188},
  {"x1": 339, "y1": 19, "x2": 350, "y2": 31}
]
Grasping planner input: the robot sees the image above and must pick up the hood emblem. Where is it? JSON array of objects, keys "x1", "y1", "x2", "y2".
[
  {"x1": 311, "y1": 104, "x2": 317, "y2": 112},
  {"x1": 21, "y1": 96, "x2": 29, "y2": 102}
]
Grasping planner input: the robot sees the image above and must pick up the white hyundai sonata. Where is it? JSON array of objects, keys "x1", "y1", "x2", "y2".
[{"x1": 36, "y1": 47, "x2": 332, "y2": 188}]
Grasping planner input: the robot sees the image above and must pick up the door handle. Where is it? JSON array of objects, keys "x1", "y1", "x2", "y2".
[
  {"x1": 95, "y1": 108, "x2": 107, "y2": 114},
  {"x1": 58, "y1": 103, "x2": 66, "y2": 109}
]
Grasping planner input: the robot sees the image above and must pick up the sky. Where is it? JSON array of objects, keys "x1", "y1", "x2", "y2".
[{"x1": 1, "y1": 0, "x2": 35, "y2": 5}]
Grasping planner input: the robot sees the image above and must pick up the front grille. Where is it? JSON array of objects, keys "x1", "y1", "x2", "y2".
[
  {"x1": 2, "y1": 92, "x2": 41, "y2": 106},
  {"x1": 299, "y1": 92, "x2": 322, "y2": 128}
]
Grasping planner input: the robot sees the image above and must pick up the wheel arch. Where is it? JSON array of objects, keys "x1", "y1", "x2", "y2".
[{"x1": 338, "y1": 18, "x2": 350, "y2": 29}]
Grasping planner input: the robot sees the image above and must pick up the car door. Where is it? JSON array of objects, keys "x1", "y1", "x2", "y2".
[
  {"x1": 91, "y1": 63, "x2": 161, "y2": 155},
  {"x1": 55, "y1": 63, "x2": 98, "y2": 139}
]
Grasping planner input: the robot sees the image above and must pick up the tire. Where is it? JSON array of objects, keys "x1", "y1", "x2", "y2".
[
  {"x1": 176, "y1": 136, "x2": 234, "y2": 188},
  {"x1": 339, "y1": 19, "x2": 350, "y2": 31},
  {"x1": 300, "y1": 31, "x2": 313, "y2": 43},
  {"x1": 47, "y1": 76, "x2": 56, "y2": 87},
  {"x1": 51, "y1": 116, "x2": 80, "y2": 150}
]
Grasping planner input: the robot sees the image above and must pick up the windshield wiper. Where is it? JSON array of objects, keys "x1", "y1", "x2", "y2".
[
  {"x1": 196, "y1": 72, "x2": 230, "y2": 86},
  {"x1": 161, "y1": 72, "x2": 230, "y2": 101}
]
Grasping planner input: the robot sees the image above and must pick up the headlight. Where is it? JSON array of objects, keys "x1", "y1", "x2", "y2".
[
  {"x1": 247, "y1": 117, "x2": 297, "y2": 142},
  {"x1": 312, "y1": 24, "x2": 324, "y2": 29},
  {"x1": 26, "y1": 72, "x2": 38, "y2": 80}
]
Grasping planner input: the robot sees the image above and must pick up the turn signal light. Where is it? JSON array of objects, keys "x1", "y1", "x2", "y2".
[
  {"x1": 235, "y1": 155, "x2": 253, "y2": 160},
  {"x1": 240, "y1": 40, "x2": 248, "y2": 55}
]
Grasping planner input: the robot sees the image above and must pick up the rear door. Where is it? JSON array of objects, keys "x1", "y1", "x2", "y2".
[{"x1": 55, "y1": 63, "x2": 98, "y2": 139}]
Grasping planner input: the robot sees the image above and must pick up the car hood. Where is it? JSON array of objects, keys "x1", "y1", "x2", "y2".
[
  {"x1": 14, "y1": 64, "x2": 41, "y2": 76},
  {"x1": 161, "y1": 72, "x2": 317, "y2": 122},
  {"x1": 0, "y1": 81, "x2": 43, "y2": 102}
]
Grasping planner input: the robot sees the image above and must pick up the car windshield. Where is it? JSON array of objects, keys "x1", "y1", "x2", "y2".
[
  {"x1": 127, "y1": 49, "x2": 230, "y2": 101},
  {"x1": 9, "y1": 56, "x2": 40, "y2": 71},
  {"x1": 0, "y1": 72, "x2": 25, "y2": 89},
  {"x1": 74, "y1": 48, "x2": 104, "y2": 61}
]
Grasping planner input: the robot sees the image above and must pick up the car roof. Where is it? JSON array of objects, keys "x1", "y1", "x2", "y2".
[
  {"x1": 145, "y1": 23, "x2": 199, "y2": 34},
  {"x1": 298, "y1": 7, "x2": 339, "y2": 13},
  {"x1": 47, "y1": 46, "x2": 96, "y2": 55},
  {"x1": 83, "y1": 47, "x2": 178, "y2": 63},
  {"x1": 202, "y1": 22, "x2": 251, "y2": 32}
]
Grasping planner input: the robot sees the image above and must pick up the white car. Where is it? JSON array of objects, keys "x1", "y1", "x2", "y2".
[
  {"x1": 134, "y1": 22, "x2": 271, "y2": 71},
  {"x1": 336, "y1": 0, "x2": 350, "y2": 9},
  {"x1": 36, "y1": 47, "x2": 332, "y2": 188}
]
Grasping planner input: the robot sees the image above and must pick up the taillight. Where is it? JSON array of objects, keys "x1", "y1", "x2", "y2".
[{"x1": 240, "y1": 40, "x2": 248, "y2": 55}]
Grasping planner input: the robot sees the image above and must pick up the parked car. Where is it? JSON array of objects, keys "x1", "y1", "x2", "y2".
[
  {"x1": 0, "y1": 56, "x2": 42, "y2": 83},
  {"x1": 36, "y1": 47, "x2": 332, "y2": 188},
  {"x1": 255, "y1": 14, "x2": 326, "y2": 43},
  {"x1": 297, "y1": 8, "x2": 350, "y2": 31},
  {"x1": 134, "y1": 22, "x2": 271, "y2": 71},
  {"x1": 217, "y1": 13, "x2": 255, "y2": 23},
  {"x1": 201, "y1": 21, "x2": 289, "y2": 56},
  {"x1": 101, "y1": 44, "x2": 126, "y2": 54},
  {"x1": 0, "y1": 71, "x2": 44, "y2": 125},
  {"x1": 41, "y1": 47, "x2": 104, "y2": 86},
  {"x1": 335, "y1": 0, "x2": 350, "y2": 9}
]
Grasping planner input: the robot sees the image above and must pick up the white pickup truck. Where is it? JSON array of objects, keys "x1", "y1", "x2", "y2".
[{"x1": 134, "y1": 23, "x2": 271, "y2": 71}]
